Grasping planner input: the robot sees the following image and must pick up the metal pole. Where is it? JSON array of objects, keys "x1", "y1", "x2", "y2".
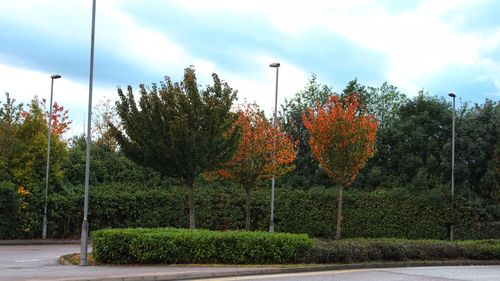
[
  {"x1": 449, "y1": 92, "x2": 456, "y2": 241},
  {"x1": 81, "y1": 0, "x2": 96, "y2": 266},
  {"x1": 43, "y1": 75, "x2": 60, "y2": 239},
  {"x1": 269, "y1": 62, "x2": 280, "y2": 232}
]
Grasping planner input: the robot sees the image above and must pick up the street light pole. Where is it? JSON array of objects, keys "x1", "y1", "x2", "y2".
[
  {"x1": 42, "y1": 74, "x2": 61, "y2": 240},
  {"x1": 269, "y1": 62, "x2": 280, "y2": 233},
  {"x1": 80, "y1": 0, "x2": 96, "y2": 266},
  {"x1": 448, "y1": 92, "x2": 456, "y2": 241}
]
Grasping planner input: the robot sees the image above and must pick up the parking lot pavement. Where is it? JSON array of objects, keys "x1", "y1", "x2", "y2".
[{"x1": 0, "y1": 244, "x2": 268, "y2": 281}]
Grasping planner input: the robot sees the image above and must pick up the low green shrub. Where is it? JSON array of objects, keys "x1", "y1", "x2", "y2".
[
  {"x1": 92, "y1": 228, "x2": 313, "y2": 264},
  {"x1": 308, "y1": 238, "x2": 500, "y2": 263}
]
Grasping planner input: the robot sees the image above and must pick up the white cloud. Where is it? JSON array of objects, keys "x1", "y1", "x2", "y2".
[
  {"x1": 1, "y1": 0, "x2": 498, "y2": 132},
  {"x1": 221, "y1": 54, "x2": 308, "y2": 116},
  {"x1": 315, "y1": 1, "x2": 483, "y2": 95},
  {"x1": 168, "y1": 0, "x2": 499, "y2": 97},
  {"x1": 96, "y1": 2, "x2": 191, "y2": 74},
  {"x1": 0, "y1": 63, "x2": 115, "y2": 137}
]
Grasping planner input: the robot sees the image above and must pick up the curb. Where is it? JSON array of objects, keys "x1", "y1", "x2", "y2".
[
  {"x1": 52, "y1": 260, "x2": 500, "y2": 281},
  {"x1": 0, "y1": 239, "x2": 80, "y2": 245}
]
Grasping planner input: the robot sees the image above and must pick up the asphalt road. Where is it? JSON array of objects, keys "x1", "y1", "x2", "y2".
[
  {"x1": 1, "y1": 244, "x2": 499, "y2": 281},
  {"x1": 193, "y1": 266, "x2": 500, "y2": 281},
  {"x1": 0, "y1": 244, "x2": 260, "y2": 281}
]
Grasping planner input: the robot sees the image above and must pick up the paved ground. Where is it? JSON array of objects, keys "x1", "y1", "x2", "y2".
[
  {"x1": 0, "y1": 244, "x2": 270, "y2": 281},
  {"x1": 192, "y1": 266, "x2": 500, "y2": 281},
  {"x1": 1, "y1": 243, "x2": 499, "y2": 281}
]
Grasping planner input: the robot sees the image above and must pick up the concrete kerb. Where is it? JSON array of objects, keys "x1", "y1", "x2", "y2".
[{"x1": 51, "y1": 260, "x2": 500, "y2": 281}]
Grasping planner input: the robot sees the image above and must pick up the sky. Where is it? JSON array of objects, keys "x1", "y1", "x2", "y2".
[{"x1": 1, "y1": 0, "x2": 499, "y2": 136}]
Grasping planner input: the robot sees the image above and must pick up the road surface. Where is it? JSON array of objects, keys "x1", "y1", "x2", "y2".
[
  {"x1": 1, "y1": 244, "x2": 498, "y2": 281},
  {"x1": 0, "y1": 244, "x2": 259, "y2": 281},
  {"x1": 192, "y1": 266, "x2": 500, "y2": 281}
]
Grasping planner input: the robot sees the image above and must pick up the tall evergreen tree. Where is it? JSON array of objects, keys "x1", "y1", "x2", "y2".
[{"x1": 111, "y1": 66, "x2": 240, "y2": 228}]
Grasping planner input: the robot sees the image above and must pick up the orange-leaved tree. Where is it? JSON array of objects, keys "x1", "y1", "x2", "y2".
[
  {"x1": 218, "y1": 103, "x2": 296, "y2": 230},
  {"x1": 303, "y1": 94, "x2": 378, "y2": 239}
]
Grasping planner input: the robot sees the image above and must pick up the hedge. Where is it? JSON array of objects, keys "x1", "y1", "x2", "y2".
[
  {"x1": 92, "y1": 228, "x2": 313, "y2": 264},
  {"x1": 92, "y1": 229, "x2": 500, "y2": 265},
  {"x1": 12, "y1": 183, "x2": 499, "y2": 240},
  {"x1": 0, "y1": 181, "x2": 22, "y2": 239},
  {"x1": 308, "y1": 238, "x2": 500, "y2": 263}
]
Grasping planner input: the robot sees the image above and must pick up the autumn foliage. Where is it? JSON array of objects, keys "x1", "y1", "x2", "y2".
[
  {"x1": 217, "y1": 103, "x2": 296, "y2": 230},
  {"x1": 21, "y1": 99, "x2": 72, "y2": 136},
  {"x1": 220, "y1": 103, "x2": 296, "y2": 184},
  {"x1": 303, "y1": 94, "x2": 378, "y2": 239},
  {"x1": 303, "y1": 94, "x2": 378, "y2": 186}
]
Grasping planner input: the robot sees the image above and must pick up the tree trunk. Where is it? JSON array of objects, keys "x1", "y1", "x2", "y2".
[
  {"x1": 244, "y1": 184, "x2": 252, "y2": 231},
  {"x1": 335, "y1": 185, "x2": 343, "y2": 240},
  {"x1": 188, "y1": 182, "x2": 195, "y2": 229}
]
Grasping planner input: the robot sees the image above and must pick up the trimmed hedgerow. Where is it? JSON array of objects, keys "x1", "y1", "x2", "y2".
[
  {"x1": 0, "y1": 181, "x2": 22, "y2": 239},
  {"x1": 308, "y1": 238, "x2": 500, "y2": 263},
  {"x1": 34, "y1": 183, "x2": 498, "y2": 240},
  {"x1": 92, "y1": 228, "x2": 313, "y2": 264}
]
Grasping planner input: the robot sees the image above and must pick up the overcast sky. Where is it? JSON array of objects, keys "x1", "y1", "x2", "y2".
[{"x1": 1, "y1": 0, "x2": 499, "y2": 136}]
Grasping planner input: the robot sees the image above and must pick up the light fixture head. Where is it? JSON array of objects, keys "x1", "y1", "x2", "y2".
[
  {"x1": 51, "y1": 74, "x2": 62, "y2": 79},
  {"x1": 269, "y1": 62, "x2": 280, "y2": 68},
  {"x1": 448, "y1": 92, "x2": 456, "y2": 98}
]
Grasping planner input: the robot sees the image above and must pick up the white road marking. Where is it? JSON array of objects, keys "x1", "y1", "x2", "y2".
[{"x1": 14, "y1": 259, "x2": 42, "y2": 263}]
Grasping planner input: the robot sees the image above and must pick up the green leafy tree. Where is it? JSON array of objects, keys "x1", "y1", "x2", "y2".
[
  {"x1": 351, "y1": 82, "x2": 408, "y2": 189},
  {"x1": 92, "y1": 98, "x2": 120, "y2": 151},
  {"x1": 0, "y1": 93, "x2": 23, "y2": 182},
  {"x1": 11, "y1": 98, "x2": 68, "y2": 193},
  {"x1": 280, "y1": 74, "x2": 332, "y2": 187},
  {"x1": 379, "y1": 92, "x2": 451, "y2": 188},
  {"x1": 455, "y1": 99, "x2": 499, "y2": 202},
  {"x1": 1, "y1": 97, "x2": 69, "y2": 238},
  {"x1": 111, "y1": 66, "x2": 240, "y2": 228},
  {"x1": 365, "y1": 82, "x2": 408, "y2": 129},
  {"x1": 63, "y1": 136, "x2": 161, "y2": 186}
]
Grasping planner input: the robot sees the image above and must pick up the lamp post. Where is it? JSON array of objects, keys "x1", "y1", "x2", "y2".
[
  {"x1": 42, "y1": 74, "x2": 61, "y2": 240},
  {"x1": 448, "y1": 92, "x2": 456, "y2": 241},
  {"x1": 269, "y1": 62, "x2": 280, "y2": 232},
  {"x1": 80, "y1": 0, "x2": 96, "y2": 266}
]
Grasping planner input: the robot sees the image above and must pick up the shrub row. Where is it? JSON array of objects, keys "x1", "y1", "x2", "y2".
[
  {"x1": 0, "y1": 182, "x2": 22, "y2": 239},
  {"x1": 92, "y1": 228, "x2": 313, "y2": 264},
  {"x1": 308, "y1": 238, "x2": 500, "y2": 263},
  {"x1": 6, "y1": 182, "x2": 498, "y2": 240}
]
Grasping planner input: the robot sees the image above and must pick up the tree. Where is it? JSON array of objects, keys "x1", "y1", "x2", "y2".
[
  {"x1": 303, "y1": 94, "x2": 378, "y2": 239},
  {"x1": 40, "y1": 99, "x2": 72, "y2": 136},
  {"x1": 0, "y1": 93, "x2": 23, "y2": 182},
  {"x1": 350, "y1": 82, "x2": 408, "y2": 189},
  {"x1": 455, "y1": 99, "x2": 499, "y2": 202},
  {"x1": 379, "y1": 92, "x2": 452, "y2": 188},
  {"x1": 111, "y1": 66, "x2": 240, "y2": 229},
  {"x1": 92, "y1": 98, "x2": 120, "y2": 151},
  {"x1": 217, "y1": 103, "x2": 296, "y2": 230},
  {"x1": 63, "y1": 135, "x2": 160, "y2": 186},
  {"x1": 11, "y1": 98, "x2": 68, "y2": 193},
  {"x1": 280, "y1": 74, "x2": 332, "y2": 187}
]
